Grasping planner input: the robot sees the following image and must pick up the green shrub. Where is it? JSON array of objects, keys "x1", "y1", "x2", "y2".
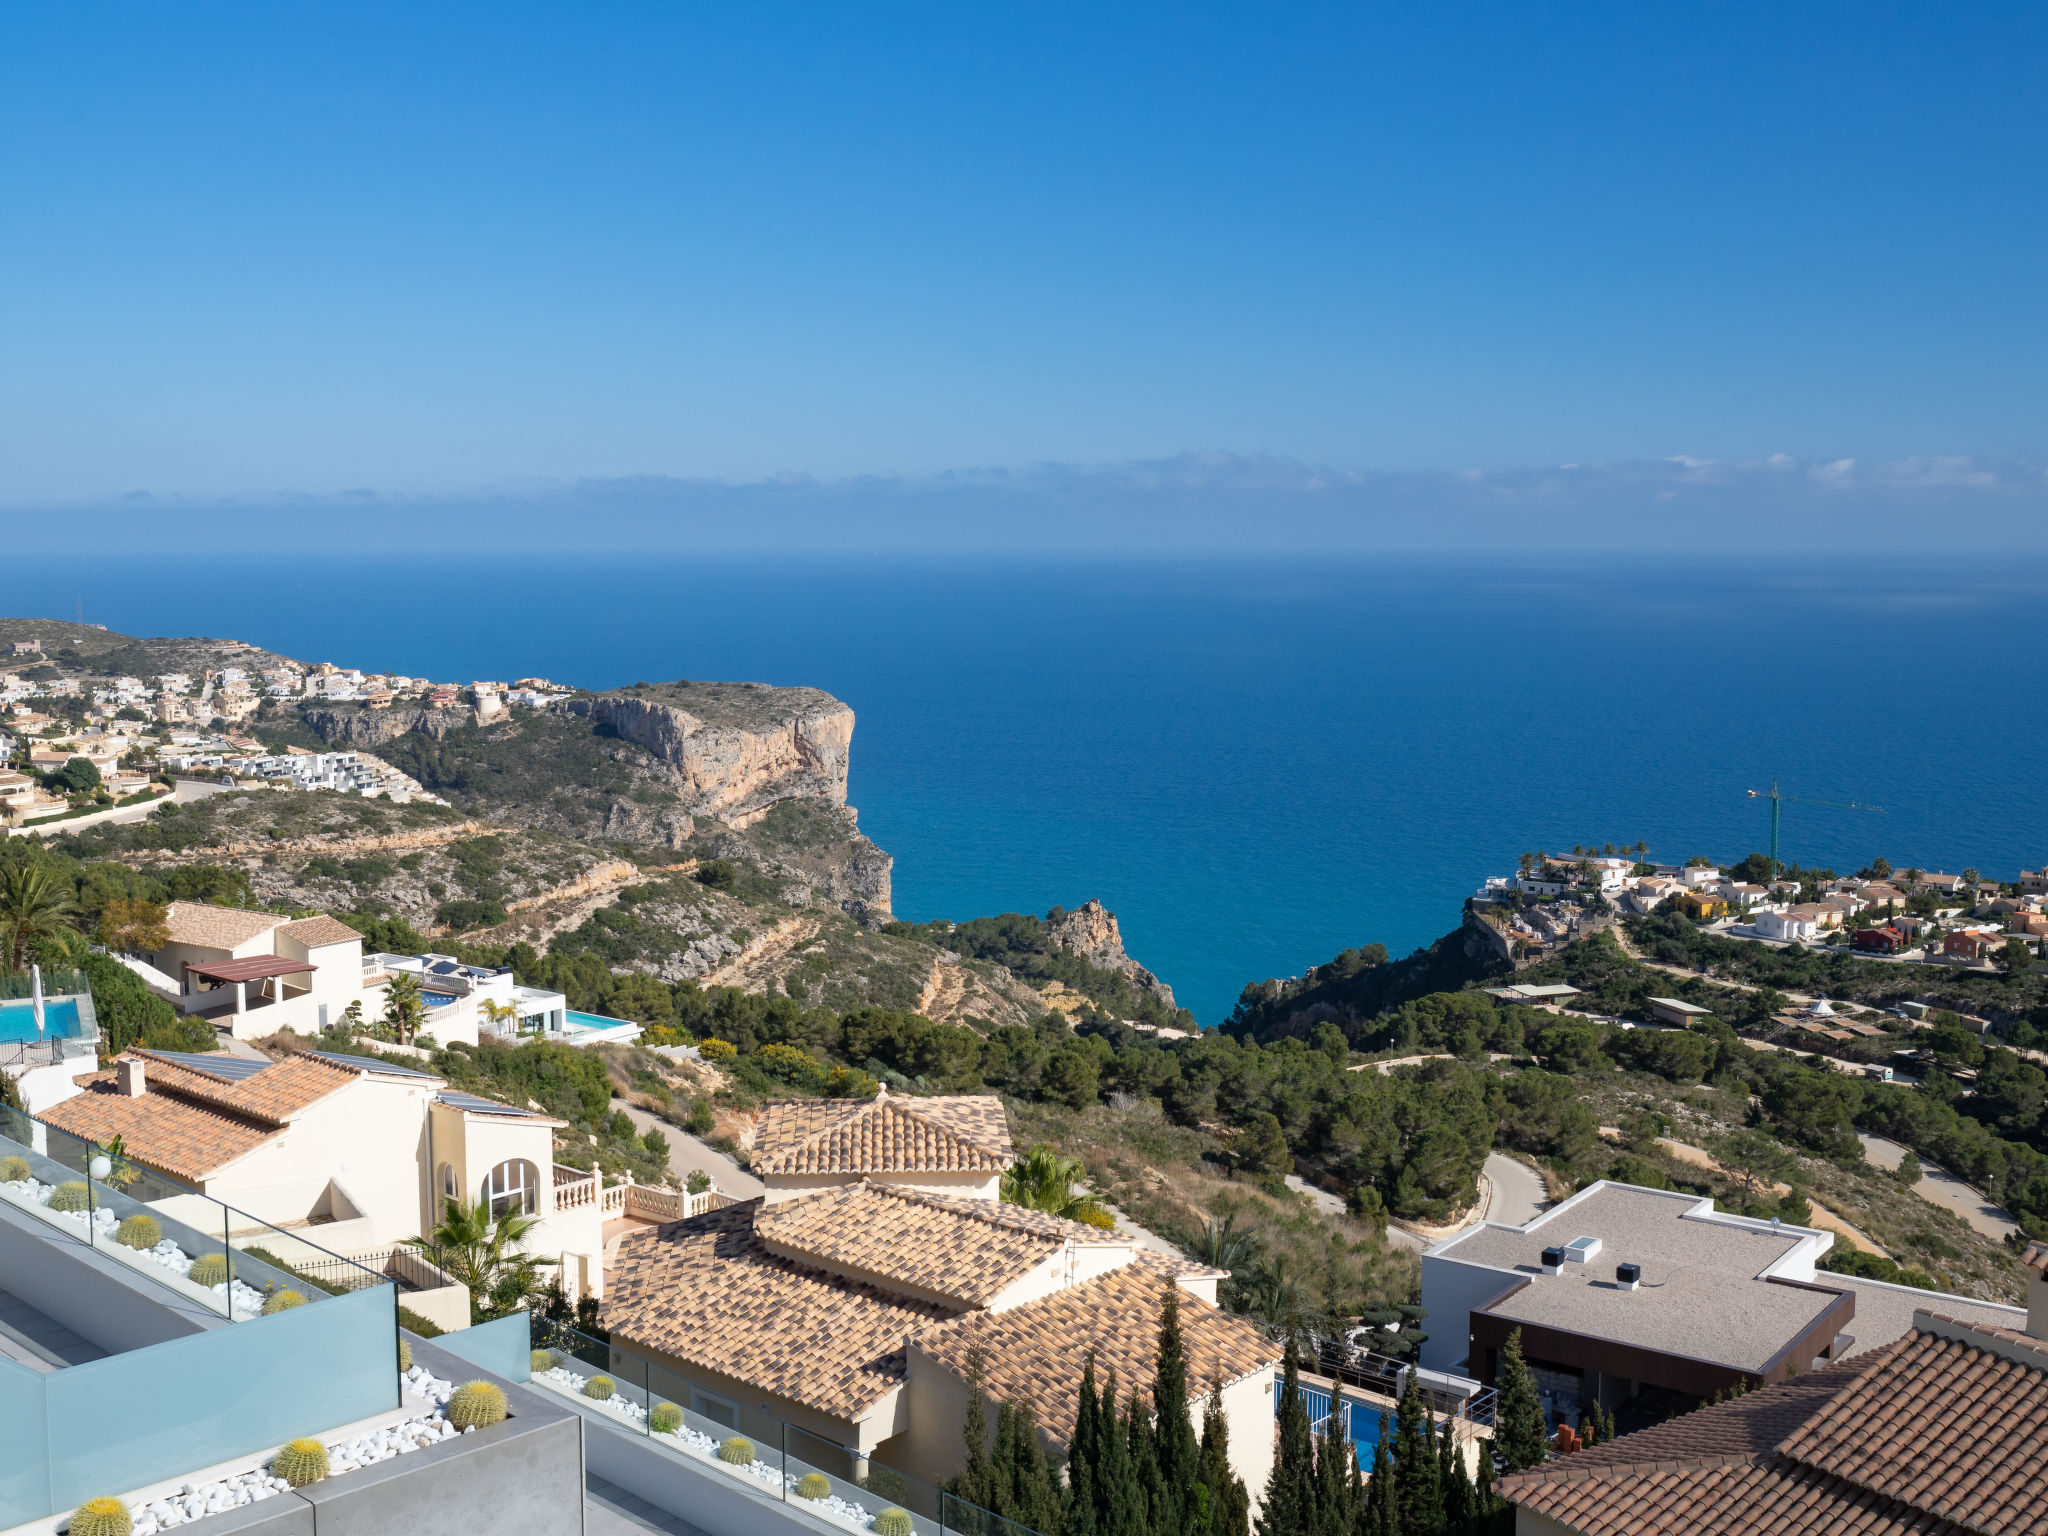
[
  {"x1": 795, "y1": 1473, "x2": 831, "y2": 1500},
  {"x1": 68, "y1": 1496, "x2": 131, "y2": 1536},
  {"x1": 399, "y1": 1338, "x2": 412, "y2": 1373},
  {"x1": 115, "y1": 1214, "x2": 161, "y2": 1249},
  {"x1": 448, "y1": 1380, "x2": 509, "y2": 1428},
  {"x1": 717, "y1": 1436, "x2": 754, "y2": 1465},
  {"x1": 188, "y1": 1252, "x2": 230, "y2": 1286},
  {"x1": 263, "y1": 1289, "x2": 308, "y2": 1314},
  {"x1": 872, "y1": 1508, "x2": 913, "y2": 1536},
  {"x1": 0, "y1": 1155, "x2": 31, "y2": 1181},
  {"x1": 48, "y1": 1180, "x2": 93, "y2": 1212},
  {"x1": 648, "y1": 1403, "x2": 683, "y2": 1435},
  {"x1": 271, "y1": 1438, "x2": 330, "y2": 1487},
  {"x1": 531, "y1": 1348, "x2": 556, "y2": 1373},
  {"x1": 583, "y1": 1374, "x2": 615, "y2": 1401}
]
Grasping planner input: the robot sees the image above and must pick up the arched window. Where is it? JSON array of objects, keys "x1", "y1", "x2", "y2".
[
  {"x1": 438, "y1": 1163, "x2": 457, "y2": 1204},
  {"x1": 482, "y1": 1158, "x2": 538, "y2": 1219}
]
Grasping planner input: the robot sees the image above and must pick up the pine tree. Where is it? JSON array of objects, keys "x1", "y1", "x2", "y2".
[
  {"x1": 1064, "y1": 1354, "x2": 1102, "y2": 1536},
  {"x1": 1493, "y1": 1329, "x2": 1548, "y2": 1473},
  {"x1": 1359, "y1": 1415, "x2": 1394, "y2": 1536},
  {"x1": 950, "y1": 1346, "x2": 995, "y2": 1513},
  {"x1": 1390, "y1": 1368, "x2": 1441, "y2": 1536},
  {"x1": 1199, "y1": 1381, "x2": 1251, "y2": 1536},
  {"x1": 1150, "y1": 1288, "x2": 1198, "y2": 1534},
  {"x1": 1257, "y1": 1338, "x2": 1318, "y2": 1536}
]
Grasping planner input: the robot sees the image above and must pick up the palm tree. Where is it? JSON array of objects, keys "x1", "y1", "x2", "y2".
[
  {"x1": 478, "y1": 998, "x2": 520, "y2": 1039},
  {"x1": 1000, "y1": 1143, "x2": 1114, "y2": 1229},
  {"x1": 0, "y1": 863, "x2": 80, "y2": 975},
  {"x1": 1242, "y1": 1253, "x2": 1298, "y2": 1326},
  {"x1": 405, "y1": 1196, "x2": 555, "y2": 1318},
  {"x1": 1192, "y1": 1212, "x2": 1261, "y2": 1275},
  {"x1": 380, "y1": 972, "x2": 427, "y2": 1045}
]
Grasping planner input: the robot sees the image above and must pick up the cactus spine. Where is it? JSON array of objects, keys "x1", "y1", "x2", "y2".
[
  {"x1": 717, "y1": 1436, "x2": 755, "y2": 1465},
  {"x1": 114, "y1": 1214, "x2": 161, "y2": 1249},
  {"x1": 447, "y1": 1380, "x2": 508, "y2": 1428},
  {"x1": 272, "y1": 1438, "x2": 330, "y2": 1487},
  {"x1": 648, "y1": 1403, "x2": 683, "y2": 1434},
  {"x1": 795, "y1": 1473, "x2": 831, "y2": 1500},
  {"x1": 49, "y1": 1180, "x2": 93, "y2": 1212},
  {"x1": 188, "y1": 1252, "x2": 230, "y2": 1286},
  {"x1": 68, "y1": 1499, "x2": 130, "y2": 1536},
  {"x1": 0, "y1": 1155, "x2": 32, "y2": 1182},
  {"x1": 263, "y1": 1289, "x2": 307, "y2": 1314},
  {"x1": 583, "y1": 1375, "x2": 615, "y2": 1401},
  {"x1": 872, "y1": 1508, "x2": 913, "y2": 1536}
]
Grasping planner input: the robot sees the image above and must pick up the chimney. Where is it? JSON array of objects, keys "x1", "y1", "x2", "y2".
[
  {"x1": 2025, "y1": 1242, "x2": 2048, "y2": 1339},
  {"x1": 117, "y1": 1057, "x2": 146, "y2": 1098}
]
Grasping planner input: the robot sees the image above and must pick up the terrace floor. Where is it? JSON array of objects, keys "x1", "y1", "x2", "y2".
[
  {"x1": 0, "y1": 1284, "x2": 111, "y2": 1372},
  {"x1": 585, "y1": 1473, "x2": 711, "y2": 1536}
]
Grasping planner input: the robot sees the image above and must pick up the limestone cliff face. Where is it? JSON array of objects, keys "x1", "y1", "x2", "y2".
[
  {"x1": 303, "y1": 704, "x2": 474, "y2": 749},
  {"x1": 552, "y1": 689, "x2": 852, "y2": 828},
  {"x1": 1046, "y1": 899, "x2": 1177, "y2": 1010}
]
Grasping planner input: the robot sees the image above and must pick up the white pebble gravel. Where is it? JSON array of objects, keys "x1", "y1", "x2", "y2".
[
  {"x1": 0, "y1": 1180, "x2": 269, "y2": 1316},
  {"x1": 532, "y1": 1365, "x2": 889, "y2": 1531}
]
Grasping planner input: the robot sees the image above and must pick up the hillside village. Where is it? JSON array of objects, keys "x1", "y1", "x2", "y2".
[{"x1": 6, "y1": 621, "x2": 2048, "y2": 1536}]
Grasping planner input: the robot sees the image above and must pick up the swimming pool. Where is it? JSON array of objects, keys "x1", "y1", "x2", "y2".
[
  {"x1": 565, "y1": 1009, "x2": 636, "y2": 1031},
  {"x1": 0, "y1": 997, "x2": 85, "y2": 1044}
]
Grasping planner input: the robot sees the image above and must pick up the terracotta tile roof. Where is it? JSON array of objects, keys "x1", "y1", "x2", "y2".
[
  {"x1": 131, "y1": 1049, "x2": 356, "y2": 1124},
  {"x1": 275, "y1": 915, "x2": 364, "y2": 948},
  {"x1": 162, "y1": 901, "x2": 289, "y2": 950},
  {"x1": 605, "y1": 1199, "x2": 961, "y2": 1423},
  {"x1": 911, "y1": 1262, "x2": 1278, "y2": 1450},
  {"x1": 1503, "y1": 1321, "x2": 2048, "y2": 1536},
  {"x1": 752, "y1": 1094, "x2": 1014, "y2": 1177},
  {"x1": 1778, "y1": 1326, "x2": 2048, "y2": 1534},
  {"x1": 754, "y1": 1182, "x2": 1113, "y2": 1306},
  {"x1": 38, "y1": 1074, "x2": 280, "y2": 1181}
]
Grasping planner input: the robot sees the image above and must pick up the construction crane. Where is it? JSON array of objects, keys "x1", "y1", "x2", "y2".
[{"x1": 1746, "y1": 780, "x2": 1886, "y2": 873}]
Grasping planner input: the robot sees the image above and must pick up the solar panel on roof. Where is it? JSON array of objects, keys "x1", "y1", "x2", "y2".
[
  {"x1": 435, "y1": 1090, "x2": 534, "y2": 1116},
  {"x1": 309, "y1": 1050, "x2": 440, "y2": 1080},
  {"x1": 429, "y1": 960, "x2": 462, "y2": 975},
  {"x1": 141, "y1": 1050, "x2": 271, "y2": 1080}
]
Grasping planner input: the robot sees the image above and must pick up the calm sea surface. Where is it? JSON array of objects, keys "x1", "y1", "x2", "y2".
[{"x1": 13, "y1": 555, "x2": 2048, "y2": 1023}]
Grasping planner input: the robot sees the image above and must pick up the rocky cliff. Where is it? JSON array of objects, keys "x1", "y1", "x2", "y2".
[
  {"x1": 551, "y1": 684, "x2": 852, "y2": 828},
  {"x1": 1046, "y1": 899, "x2": 1178, "y2": 1010}
]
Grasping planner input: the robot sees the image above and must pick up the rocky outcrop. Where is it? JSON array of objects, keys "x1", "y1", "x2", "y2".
[
  {"x1": 1046, "y1": 899, "x2": 1177, "y2": 1010},
  {"x1": 303, "y1": 704, "x2": 474, "y2": 749},
  {"x1": 552, "y1": 689, "x2": 852, "y2": 828}
]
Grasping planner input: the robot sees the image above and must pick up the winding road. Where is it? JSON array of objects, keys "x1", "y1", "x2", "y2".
[{"x1": 1858, "y1": 1132, "x2": 2020, "y2": 1243}]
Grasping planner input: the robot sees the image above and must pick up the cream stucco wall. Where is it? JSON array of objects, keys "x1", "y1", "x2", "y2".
[
  {"x1": 200, "y1": 1075, "x2": 438, "y2": 1243},
  {"x1": 760, "y1": 1169, "x2": 1001, "y2": 1204},
  {"x1": 433, "y1": 1103, "x2": 605, "y2": 1296},
  {"x1": 1220, "y1": 1368, "x2": 1275, "y2": 1513}
]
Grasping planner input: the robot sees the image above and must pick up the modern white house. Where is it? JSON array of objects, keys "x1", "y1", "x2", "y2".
[
  {"x1": 366, "y1": 951, "x2": 570, "y2": 1046},
  {"x1": 1755, "y1": 909, "x2": 1819, "y2": 943}
]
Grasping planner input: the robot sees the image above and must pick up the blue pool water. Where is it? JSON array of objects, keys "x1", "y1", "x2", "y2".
[
  {"x1": 565, "y1": 1009, "x2": 637, "y2": 1031},
  {"x1": 422, "y1": 992, "x2": 461, "y2": 1008},
  {"x1": 0, "y1": 997, "x2": 84, "y2": 1044}
]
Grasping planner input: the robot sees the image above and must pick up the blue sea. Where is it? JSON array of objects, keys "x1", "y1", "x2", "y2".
[{"x1": 12, "y1": 555, "x2": 2048, "y2": 1023}]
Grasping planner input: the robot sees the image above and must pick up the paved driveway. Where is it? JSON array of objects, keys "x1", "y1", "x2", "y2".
[
  {"x1": 1858, "y1": 1132, "x2": 2020, "y2": 1243},
  {"x1": 610, "y1": 1098, "x2": 765, "y2": 1200}
]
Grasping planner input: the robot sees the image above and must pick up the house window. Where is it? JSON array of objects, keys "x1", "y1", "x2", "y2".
[
  {"x1": 482, "y1": 1158, "x2": 537, "y2": 1219},
  {"x1": 438, "y1": 1163, "x2": 457, "y2": 1204}
]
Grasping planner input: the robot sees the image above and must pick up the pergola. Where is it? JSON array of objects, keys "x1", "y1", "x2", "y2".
[{"x1": 182, "y1": 956, "x2": 316, "y2": 1013}]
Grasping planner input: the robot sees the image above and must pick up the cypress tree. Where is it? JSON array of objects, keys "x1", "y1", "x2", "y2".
[
  {"x1": 1064, "y1": 1354, "x2": 1102, "y2": 1536},
  {"x1": 1493, "y1": 1329, "x2": 1548, "y2": 1473},
  {"x1": 1390, "y1": 1369, "x2": 1441, "y2": 1536},
  {"x1": 1468, "y1": 1433, "x2": 1508, "y2": 1536},
  {"x1": 1127, "y1": 1387, "x2": 1168, "y2": 1536},
  {"x1": 950, "y1": 1346, "x2": 995, "y2": 1514},
  {"x1": 1199, "y1": 1380, "x2": 1251, "y2": 1536},
  {"x1": 1096, "y1": 1374, "x2": 1146, "y2": 1536},
  {"x1": 1437, "y1": 1416, "x2": 1474, "y2": 1535},
  {"x1": 994, "y1": 1401, "x2": 1065, "y2": 1536},
  {"x1": 1359, "y1": 1415, "x2": 1394, "y2": 1536},
  {"x1": 1313, "y1": 1405, "x2": 1355, "y2": 1536},
  {"x1": 1256, "y1": 1338, "x2": 1318, "y2": 1536},
  {"x1": 1150, "y1": 1287, "x2": 1198, "y2": 1534}
]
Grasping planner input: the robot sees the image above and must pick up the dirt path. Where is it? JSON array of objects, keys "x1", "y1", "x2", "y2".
[
  {"x1": 1650, "y1": 1136, "x2": 1888, "y2": 1256},
  {"x1": 127, "y1": 819, "x2": 490, "y2": 861},
  {"x1": 701, "y1": 914, "x2": 820, "y2": 990}
]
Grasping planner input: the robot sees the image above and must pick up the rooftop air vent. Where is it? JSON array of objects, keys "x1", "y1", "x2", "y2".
[
  {"x1": 1540, "y1": 1246, "x2": 1565, "y2": 1275},
  {"x1": 1616, "y1": 1262, "x2": 1641, "y2": 1292}
]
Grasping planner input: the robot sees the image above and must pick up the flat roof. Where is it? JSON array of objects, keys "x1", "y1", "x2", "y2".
[
  {"x1": 1434, "y1": 1183, "x2": 1837, "y2": 1373},
  {"x1": 1486, "y1": 984, "x2": 1584, "y2": 1000},
  {"x1": 1646, "y1": 996, "x2": 1713, "y2": 1014}
]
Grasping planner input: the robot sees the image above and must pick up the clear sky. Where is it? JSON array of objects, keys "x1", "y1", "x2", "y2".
[{"x1": 1, "y1": 3, "x2": 2043, "y2": 533}]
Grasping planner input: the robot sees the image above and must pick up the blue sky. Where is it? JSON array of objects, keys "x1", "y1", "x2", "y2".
[{"x1": 1, "y1": 2, "x2": 2043, "y2": 541}]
